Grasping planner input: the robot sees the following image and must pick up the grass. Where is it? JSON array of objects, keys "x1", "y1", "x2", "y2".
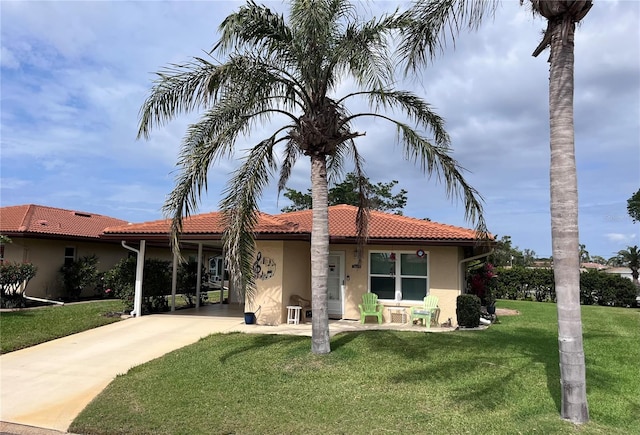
[
  {"x1": 0, "y1": 300, "x2": 124, "y2": 354},
  {"x1": 71, "y1": 300, "x2": 640, "y2": 435},
  {"x1": 0, "y1": 291, "x2": 228, "y2": 354}
]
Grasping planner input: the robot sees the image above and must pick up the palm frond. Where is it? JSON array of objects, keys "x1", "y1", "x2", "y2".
[
  {"x1": 398, "y1": 0, "x2": 499, "y2": 71},
  {"x1": 215, "y1": 0, "x2": 293, "y2": 55},
  {"x1": 393, "y1": 121, "x2": 487, "y2": 236},
  {"x1": 137, "y1": 58, "x2": 218, "y2": 139},
  {"x1": 330, "y1": 12, "x2": 398, "y2": 90},
  {"x1": 220, "y1": 136, "x2": 279, "y2": 303},
  {"x1": 340, "y1": 89, "x2": 450, "y2": 147},
  {"x1": 277, "y1": 138, "x2": 302, "y2": 193}
]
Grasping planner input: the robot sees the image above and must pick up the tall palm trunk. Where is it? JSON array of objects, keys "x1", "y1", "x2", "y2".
[
  {"x1": 548, "y1": 18, "x2": 589, "y2": 424},
  {"x1": 310, "y1": 154, "x2": 331, "y2": 354}
]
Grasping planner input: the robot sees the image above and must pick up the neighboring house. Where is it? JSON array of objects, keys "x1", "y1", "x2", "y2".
[
  {"x1": 0, "y1": 204, "x2": 129, "y2": 300},
  {"x1": 603, "y1": 267, "x2": 634, "y2": 282},
  {"x1": 103, "y1": 205, "x2": 493, "y2": 326},
  {"x1": 580, "y1": 262, "x2": 608, "y2": 271}
]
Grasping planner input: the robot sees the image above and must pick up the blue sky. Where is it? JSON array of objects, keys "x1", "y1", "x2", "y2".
[{"x1": 1, "y1": 0, "x2": 638, "y2": 260}]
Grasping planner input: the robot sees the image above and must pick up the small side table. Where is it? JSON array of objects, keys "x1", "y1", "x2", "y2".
[
  {"x1": 387, "y1": 306, "x2": 407, "y2": 324},
  {"x1": 286, "y1": 305, "x2": 302, "y2": 325}
]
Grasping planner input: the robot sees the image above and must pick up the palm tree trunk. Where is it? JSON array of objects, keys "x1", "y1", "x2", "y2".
[
  {"x1": 310, "y1": 154, "x2": 331, "y2": 354},
  {"x1": 548, "y1": 18, "x2": 589, "y2": 424}
]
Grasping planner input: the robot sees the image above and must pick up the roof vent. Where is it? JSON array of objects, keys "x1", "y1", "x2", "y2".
[
  {"x1": 36, "y1": 220, "x2": 48, "y2": 226},
  {"x1": 74, "y1": 212, "x2": 92, "y2": 218}
]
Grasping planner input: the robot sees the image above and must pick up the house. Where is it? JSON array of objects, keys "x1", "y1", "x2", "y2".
[
  {"x1": 0, "y1": 204, "x2": 130, "y2": 300},
  {"x1": 102, "y1": 205, "x2": 492, "y2": 326},
  {"x1": 603, "y1": 267, "x2": 634, "y2": 282}
]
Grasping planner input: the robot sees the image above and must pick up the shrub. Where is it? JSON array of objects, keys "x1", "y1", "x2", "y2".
[
  {"x1": 103, "y1": 257, "x2": 172, "y2": 313},
  {"x1": 0, "y1": 262, "x2": 37, "y2": 308},
  {"x1": 456, "y1": 294, "x2": 481, "y2": 328},
  {"x1": 494, "y1": 267, "x2": 555, "y2": 302},
  {"x1": 467, "y1": 263, "x2": 497, "y2": 306},
  {"x1": 494, "y1": 267, "x2": 636, "y2": 307},
  {"x1": 60, "y1": 255, "x2": 100, "y2": 300},
  {"x1": 177, "y1": 260, "x2": 208, "y2": 307},
  {"x1": 580, "y1": 269, "x2": 637, "y2": 307}
]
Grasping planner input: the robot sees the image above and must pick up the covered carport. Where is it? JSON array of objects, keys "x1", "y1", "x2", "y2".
[{"x1": 100, "y1": 215, "x2": 241, "y2": 317}]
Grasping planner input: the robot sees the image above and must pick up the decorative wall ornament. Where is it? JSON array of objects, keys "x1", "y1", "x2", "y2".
[{"x1": 253, "y1": 251, "x2": 277, "y2": 280}]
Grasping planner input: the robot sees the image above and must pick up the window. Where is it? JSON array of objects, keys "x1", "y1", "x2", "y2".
[
  {"x1": 64, "y1": 247, "x2": 76, "y2": 266},
  {"x1": 208, "y1": 256, "x2": 228, "y2": 286},
  {"x1": 369, "y1": 251, "x2": 428, "y2": 301}
]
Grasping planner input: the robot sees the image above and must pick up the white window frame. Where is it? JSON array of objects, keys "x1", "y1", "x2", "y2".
[{"x1": 368, "y1": 250, "x2": 430, "y2": 302}]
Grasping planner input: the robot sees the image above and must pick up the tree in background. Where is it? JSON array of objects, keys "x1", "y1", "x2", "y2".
[
  {"x1": 137, "y1": 0, "x2": 486, "y2": 355},
  {"x1": 488, "y1": 235, "x2": 536, "y2": 267},
  {"x1": 615, "y1": 246, "x2": 639, "y2": 287},
  {"x1": 579, "y1": 244, "x2": 590, "y2": 264},
  {"x1": 399, "y1": 0, "x2": 592, "y2": 423},
  {"x1": 281, "y1": 173, "x2": 407, "y2": 214},
  {"x1": 627, "y1": 189, "x2": 640, "y2": 223},
  {"x1": 590, "y1": 255, "x2": 607, "y2": 265}
]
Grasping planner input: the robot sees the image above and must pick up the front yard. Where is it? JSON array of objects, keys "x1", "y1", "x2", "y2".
[
  {"x1": 70, "y1": 301, "x2": 639, "y2": 434},
  {"x1": 0, "y1": 300, "x2": 124, "y2": 354}
]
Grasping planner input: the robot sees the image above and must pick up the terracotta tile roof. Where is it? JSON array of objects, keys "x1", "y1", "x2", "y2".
[
  {"x1": 278, "y1": 205, "x2": 479, "y2": 241},
  {"x1": 103, "y1": 211, "x2": 301, "y2": 236},
  {"x1": 0, "y1": 204, "x2": 129, "y2": 239}
]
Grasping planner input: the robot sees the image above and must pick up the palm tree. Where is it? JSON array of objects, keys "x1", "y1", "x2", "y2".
[
  {"x1": 137, "y1": 0, "x2": 486, "y2": 355},
  {"x1": 400, "y1": 0, "x2": 592, "y2": 424},
  {"x1": 616, "y1": 246, "x2": 640, "y2": 286}
]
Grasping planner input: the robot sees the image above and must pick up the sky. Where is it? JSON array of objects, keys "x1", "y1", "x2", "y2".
[{"x1": 1, "y1": 0, "x2": 638, "y2": 260}]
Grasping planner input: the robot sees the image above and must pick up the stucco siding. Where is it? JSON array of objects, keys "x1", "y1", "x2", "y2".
[
  {"x1": 3, "y1": 238, "x2": 127, "y2": 299},
  {"x1": 282, "y1": 241, "x2": 311, "y2": 321},
  {"x1": 342, "y1": 244, "x2": 463, "y2": 324},
  {"x1": 250, "y1": 241, "x2": 285, "y2": 325},
  {"x1": 246, "y1": 241, "x2": 466, "y2": 326}
]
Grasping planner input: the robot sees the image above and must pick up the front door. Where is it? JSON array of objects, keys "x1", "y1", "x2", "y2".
[{"x1": 327, "y1": 252, "x2": 345, "y2": 318}]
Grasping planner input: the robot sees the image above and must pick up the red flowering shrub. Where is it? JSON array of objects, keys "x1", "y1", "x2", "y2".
[{"x1": 467, "y1": 263, "x2": 496, "y2": 306}]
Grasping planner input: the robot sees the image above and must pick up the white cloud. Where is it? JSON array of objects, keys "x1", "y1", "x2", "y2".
[{"x1": 605, "y1": 233, "x2": 637, "y2": 244}]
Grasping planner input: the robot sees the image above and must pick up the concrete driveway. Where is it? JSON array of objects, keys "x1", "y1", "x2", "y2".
[{"x1": 0, "y1": 309, "x2": 251, "y2": 433}]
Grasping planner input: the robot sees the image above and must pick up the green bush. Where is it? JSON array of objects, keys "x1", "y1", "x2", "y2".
[
  {"x1": 580, "y1": 269, "x2": 637, "y2": 307},
  {"x1": 494, "y1": 266, "x2": 636, "y2": 307},
  {"x1": 177, "y1": 260, "x2": 208, "y2": 307},
  {"x1": 0, "y1": 262, "x2": 37, "y2": 308},
  {"x1": 103, "y1": 257, "x2": 172, "y2": 313},
  {"x1": 494, "y1": 267, "x2": 555, "y2": 302},
  {"x1": 456, "y1": 294, "x2": 481, "y2": 328},
  {"x1": 60, "y1": 255, "x2": 99, "y2": 300}
]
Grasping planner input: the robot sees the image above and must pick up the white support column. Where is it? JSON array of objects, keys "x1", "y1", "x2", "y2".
[
  {"x1": 171, "y1": 253, "x2": 178, "y2": 312},
  {"x1": 196, "y1": 243, "x2": 203, "y2": 308},
  {"x1": 134, "y1": 240, "x2": 145, "y2": 317},
  {"x1": 122, "y1": 240, "x2": 145, "y2": 317}
]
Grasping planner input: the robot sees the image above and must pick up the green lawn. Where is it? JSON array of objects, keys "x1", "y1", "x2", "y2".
[
  {"x1": 71, "y1": 301, "x2": 640, "y2": 435},
  {"x1": 0, "y1": 300, "x2": 124, "y2": 354}
]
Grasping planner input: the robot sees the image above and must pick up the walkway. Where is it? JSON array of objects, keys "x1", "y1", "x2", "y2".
[{"x1": 1, "y1": 304, "x2": 453, "y2": 433}]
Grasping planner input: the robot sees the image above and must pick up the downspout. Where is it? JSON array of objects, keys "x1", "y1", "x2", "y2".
[
  {"x1": 121, "y1": 240, "x2": 145, "y2": 317},
  {"x1": 23, "y1": 292, "x2": 65, "y2": 306},
  {"x1": 196, "y1": 243, "x2": 203, "y2": 308},
  {"x1": 458, "y1": 249, "x2": 494, "y2": 294},
  {"x1": 19, "y1": 280, "x2": 65, "y2": 306}
]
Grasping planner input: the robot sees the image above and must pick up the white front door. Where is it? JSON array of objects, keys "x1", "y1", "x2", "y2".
[{"x1": 327, "y1": 252, "x2": 345, "y2": 318}]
